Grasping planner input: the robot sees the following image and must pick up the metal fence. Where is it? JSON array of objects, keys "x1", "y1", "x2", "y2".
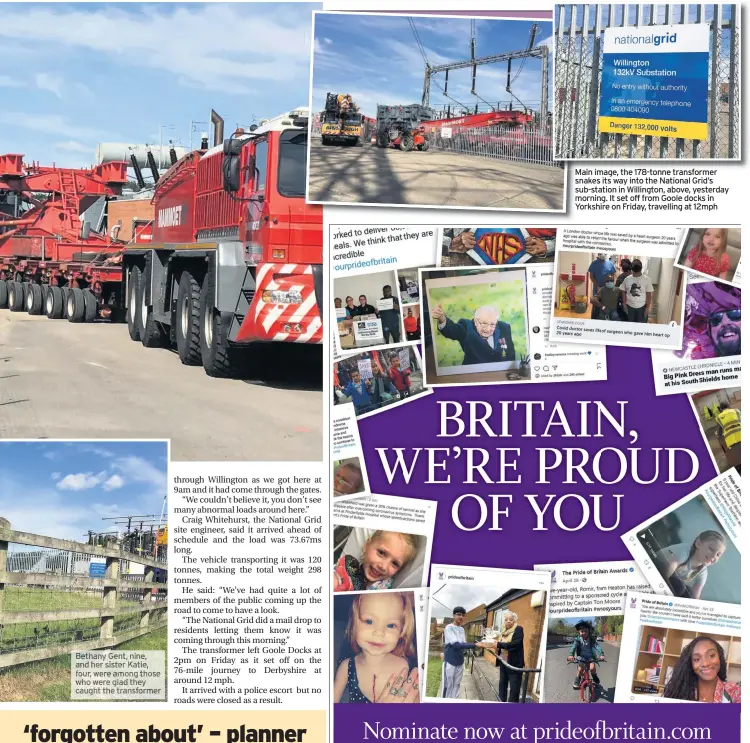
[
  {"x1": 555, "y1": 4, "x2": 740, "y2": 159},
  {"x1": 0, "y1": 520, "x2": 168, "y2": 668},
  {"x1": 427, "y1": 124, "x2": 559, "y2": 167},
  {"x1": 8, "y1": 548, "x2": 91, "y2": 575}
]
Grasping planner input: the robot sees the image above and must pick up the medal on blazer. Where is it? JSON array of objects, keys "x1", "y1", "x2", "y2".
[{"x1": 500, "y1": 338, "x2": 507, "y2": 358}]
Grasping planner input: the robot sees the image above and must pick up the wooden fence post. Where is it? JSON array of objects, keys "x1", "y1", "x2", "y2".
[
  {"x1": 141, "y1": 565, "x2": 154, "y2": 630},
  {"x1": 101, "y1": 555, "x2": 119, "y2": 641},
  {"x1": 0, "y1": 518, "x2": 9, "y2": 618}
]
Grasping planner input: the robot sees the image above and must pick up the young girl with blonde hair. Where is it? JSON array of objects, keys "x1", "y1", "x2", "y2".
[
  {"x1": 684, "y1": 228, "x2": 729, "y2": 280},
  {"x1": 333, "y1": 592, "x2": 420, "y2": 703},
  {"x1": 333, "y1": 530, "x2": 420, "y2": 592}
]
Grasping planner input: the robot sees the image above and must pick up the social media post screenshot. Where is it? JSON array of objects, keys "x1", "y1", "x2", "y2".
[
  {"x1": 687, "y1": 386, "x2": 742, "y2": 476},
  {"x1": 622, "y1": 470, "x2": 741, "y2": 606},
  {"x1": 651, "y1": 276, "x2": 742, "y2": 396},
  {"x1": 526, "y1": 263, "x2": 607, "y2": 383},
  {"x1": 533, "y1": 560, "x2": 652, "y2": 704},
  {"x1": 614, "y1": 591, "x2": 741, "y2": 704},
  {"x1": 332, "y1": 405, "x2": 370, "y2": 502},
  {"x1": 331, "y1": 225, "x2": 436, "y2": 354},
  {"x1": 437, "y1": 228, "x2": 557, "y2": 269},
  {"x1": 333, "y1": 589, "x2": 425, "y2": 705},
  {"x1": 549, "y1": 226, "x2": 685, "y2": 349},
  {"x1": 424, "y1": 564, "x2": 551, "y2": 703},
  {"x1": 333, "y1": 493, "x2": 436, "y2": 594},
  {"x1": 332, "y1": 344, "x2": 431, "y2": 420},
  {"x1": 674, "y1": 227, "x2": 741, "y2": 288}
]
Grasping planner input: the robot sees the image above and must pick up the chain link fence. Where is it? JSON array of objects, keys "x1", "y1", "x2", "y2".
[
  {"x1": 555, "y1": 4, "x2": 740, "y2": 159},
  {"x1": 427, "y1": 124, "x2": 559, "y2": 167}
]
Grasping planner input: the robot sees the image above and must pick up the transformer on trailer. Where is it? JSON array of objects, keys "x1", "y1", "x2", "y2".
[
  {"x1": 0, "y1": 155, "x2": 128, "y2": 320},
  {"x1": 374, "y1": 104, "x2": 434, "y2": 151}
]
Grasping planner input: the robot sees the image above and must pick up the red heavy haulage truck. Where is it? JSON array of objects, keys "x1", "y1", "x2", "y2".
[{"x1": 0, "y1": 107, "x2": 322, "y2": 377}]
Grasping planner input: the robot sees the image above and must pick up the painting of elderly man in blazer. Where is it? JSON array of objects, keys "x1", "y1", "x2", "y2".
[{"x1": 425, "y1": 268, "x2": 527, "y2": 377}]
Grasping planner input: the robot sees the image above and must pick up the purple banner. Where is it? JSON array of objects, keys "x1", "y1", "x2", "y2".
[
  {"x1": 358, "y1": 346, "x2": 715, "y2": 570},
  {"x1": 336, "y1": 701, "x2": 738, "y2": 741}
]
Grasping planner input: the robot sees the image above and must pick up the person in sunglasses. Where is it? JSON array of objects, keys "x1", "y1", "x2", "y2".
[
  {"x1": 677, "y1": 282, "x2": 741, "y2": 361},
  {"x1": 708, "y1": 308, "x2": 741, "y2": 357}
]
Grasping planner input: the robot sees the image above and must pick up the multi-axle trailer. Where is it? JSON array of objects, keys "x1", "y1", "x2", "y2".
[{"x1": 0, "y1": 107, "x2": 323, "y2": 378}]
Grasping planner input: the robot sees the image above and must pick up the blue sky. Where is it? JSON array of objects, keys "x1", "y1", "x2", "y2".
[
  {"x1": 312, "y1": 13, "x2": 553, "y2": 119},
  {"x1": 0, "y1": 3, "x2": 319, "y2": 169},
  {"x1": 0, "y1": 441, "x2": 168, "y2": 541}
]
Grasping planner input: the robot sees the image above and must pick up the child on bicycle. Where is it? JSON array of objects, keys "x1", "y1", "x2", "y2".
[{"x1": 568, "y1": 620, "x2": 605, "y2": 689}]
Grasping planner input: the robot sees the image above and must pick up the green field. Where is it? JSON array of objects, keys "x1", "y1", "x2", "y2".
[
  {"x1": 0, "y1": 586, "x2": 167, "y2": 701},
  {"x1": 426, "y1": 656, "x2": 442, "y2": 698},
  {"x1": 428, "y1": 276, "x2": 528, "y2": 367},
  {"x1": 0, "y1": 627, "x2": 168, "y2": 702},
  {"x1": 0, "y1": 586, "x2": 144, "y2": 655}
]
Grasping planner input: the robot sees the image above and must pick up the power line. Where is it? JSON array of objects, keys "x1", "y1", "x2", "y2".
[
  {"x1": 407, "y1": 17, "x2": 430, "y2": 67},
  {"x1": 510, "y1": 23, "x2": 538, "y2": 86}
]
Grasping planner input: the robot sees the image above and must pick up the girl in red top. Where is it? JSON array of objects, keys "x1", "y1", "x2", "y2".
[
  {"x1": 388, "y1": 356, "x2": 412, "y2": 399},
  {"x1": 684, "y1": 228, "x2": 730, "y2": 280}
]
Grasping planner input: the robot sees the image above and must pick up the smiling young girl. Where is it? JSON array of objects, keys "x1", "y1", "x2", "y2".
[
  {"x1": 333, "y1": 592, "x2": 420, "y2": 703},
  {"x1": 684, "y1": 228, "x2": 730, "y2": 280},
  {"x1": 655, "y1": 530, "x2": 726, "y2": 600},
  {"x1": 334, "y1": 530, "x2": 420, "y2": 592}
]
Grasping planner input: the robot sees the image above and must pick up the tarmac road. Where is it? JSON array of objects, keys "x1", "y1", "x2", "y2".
[
  {"x1": 544, "y1": 642, "x2": 620, "y2": 703},
  {"x1": 307, "y1": 139, "x2": 565, "y2": 210},
  {"x1": 0, "y1": 312, "x2": 321, "y2": 461}
]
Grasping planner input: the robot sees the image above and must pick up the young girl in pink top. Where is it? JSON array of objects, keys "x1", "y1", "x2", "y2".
[{"x1": 684, "y1": 228, "x2": 729, "y2": 280}]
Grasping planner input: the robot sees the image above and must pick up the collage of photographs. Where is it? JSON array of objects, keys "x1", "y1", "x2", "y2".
[
  {"x1": 324, "y1": 1, "x2": 743, "y2": 718},
  {"x1": 331, "y1": 221, "x2": 742, "y2": 706},
  {"x1": 320, "y1": 0, "x2": 741, "y2": 720},
  {"x1": 0, "y1": 0, "x2": 744, "y2": 741}
]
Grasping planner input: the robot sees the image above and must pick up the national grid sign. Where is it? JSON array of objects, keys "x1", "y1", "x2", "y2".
[{"x1": 599, "y1": 23, "x2": 710, "y2": 140}]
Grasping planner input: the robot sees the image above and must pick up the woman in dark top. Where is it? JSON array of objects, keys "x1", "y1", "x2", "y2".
[{"x1": 495, "y1": 611, "x2": 525, "y2": 703}]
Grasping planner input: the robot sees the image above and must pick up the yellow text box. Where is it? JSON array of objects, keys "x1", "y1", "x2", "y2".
[
  {"x1": 0, "y1": 710, "x2": 326, "y2": 743},
  {"x1": 599, "y1": 116, "x2": 708, "y2": 140}
]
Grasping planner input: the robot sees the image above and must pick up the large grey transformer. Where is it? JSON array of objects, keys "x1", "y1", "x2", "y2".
[{"x1": 375, "y1": 104, "x2": 434, "y2": 150}]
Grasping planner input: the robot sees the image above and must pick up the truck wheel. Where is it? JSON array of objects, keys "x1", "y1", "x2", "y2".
[
  {"x1": 175, "y1": 270, "x2": 202, "y2": 365},
  {"x1": 0, "y1": 280, "x2": 8, "y2": 309},
  {"x1": 21, "y1": 282, "x2": 30, "y2": 306},
  {"x1": 199, "y1": 269, "x2": 241, "y2": 378},
  {"x1": 419, "y1": 140, "x2": 429, "y2": 152},
  {"x1": 8, "y1": 282, "x2": 24, "y2": 312},
  {"x1": 61, "y1": 286, "x2": 71, "y2": 313},
  {"x1": 127, "y1": 266, "x2": 142, "y2": 341},
  {"x1": 399, "y1": 137, "x2": 413, "y2": 151},
  {"x1": 139, "y1": 260, "x2": 167, "y2": 347},
  {"x1": 83, "y1": 289, "x2": 98, "y2": 322},
  {"x1": 45, "y1": 286, "x2": 64, "y2": 319},
  {"x1": 321, "y1": 137, "x2": 330, "y2": 146},
  {"x1": 66, "y1": 287, "x2": 86, "y2": 323},
  {"x1": 26, "y1": 283, "x2": 44, "y2": 315}
]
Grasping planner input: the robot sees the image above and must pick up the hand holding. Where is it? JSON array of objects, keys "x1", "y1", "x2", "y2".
[{"x1": 449, "y1": 231, "x2": 476, "y2": 253}]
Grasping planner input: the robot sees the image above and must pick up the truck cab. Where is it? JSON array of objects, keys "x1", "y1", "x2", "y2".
[
  {"x1": 222, "y1": 108, "x2": 323, "y2": 345},
  {"x1": 123, "y1": 107, "x2": 322, "y2": 379}
]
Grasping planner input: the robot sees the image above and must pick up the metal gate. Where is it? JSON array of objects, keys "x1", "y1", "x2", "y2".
[
  {"x1": 428, "y1": 124, "x2": 558, "y2": 167},
  {"x1": 555, "y1": 4, "x2": 740, "y2": 159}
]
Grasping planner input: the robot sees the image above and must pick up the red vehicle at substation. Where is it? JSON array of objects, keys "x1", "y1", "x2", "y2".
[{"x1": 0, "y1": 107, "x2": 322, "y2": 377}]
